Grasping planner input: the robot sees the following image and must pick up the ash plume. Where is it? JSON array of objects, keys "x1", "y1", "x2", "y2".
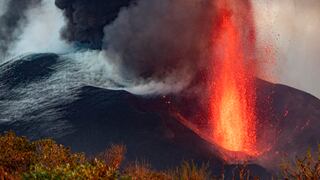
[
  {"x1": 55, "y1": 0, "x2": 134, "y2": 49},
  {"x1": 102, "y1": 0, "x2": 215, "y2": 91},
  {"x1": 0, "y1": 0, "x2": 9, "y2": 17},
  {"x1": 55, "y1": 0, "x2": 216, "y2": 94},
  {"x1": 0, "y1": 0, "x2": 42, "y2": 56}
]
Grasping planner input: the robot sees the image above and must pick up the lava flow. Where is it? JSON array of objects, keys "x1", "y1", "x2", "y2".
[{"x1": 209, "y1": 0, "x2": 258, "y2": 157}]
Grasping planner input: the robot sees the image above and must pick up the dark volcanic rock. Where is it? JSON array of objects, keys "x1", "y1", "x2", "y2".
[
  {"x1": 0, "y1": 53, "x2": 59, "y2": 89},
  {"x1": 256, "y1": 79, "x2": 320, "y2": 169},
  {"x1": 57, "y1": 86, "x2": 221, "y2": 170}
]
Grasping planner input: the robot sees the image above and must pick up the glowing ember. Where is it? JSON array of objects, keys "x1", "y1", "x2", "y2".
[{"x1": 209, "y1": 0, "x2": 257, "y2": 156}]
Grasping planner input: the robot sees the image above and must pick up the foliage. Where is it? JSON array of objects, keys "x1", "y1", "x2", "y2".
[
  {"x1": 172, "y1": 161, "x2": 211, "y2": 180},
  {"x1": 124, "y1": 161, "x2": 171, "y2": 180},
  {"x1": 23, "y1": 161, "x2": 122, "y2": 180},
  {"x1": 33, "y1": 139, "x2": 86, "y2": 169},
  {"x1": 0, "y1": 131, "x2": 217, "y2": 180},
  {"x1": 280, "y1": 146, "x2": 320, "y2": 180},
  {"x1": 96, "y1": 144, "x2": 126, "y2": 170},
  {"x1": 0, "y1": 131, "x2": 35, "y2": 177},
  {"x1": 0, "y1": 131, "x2": 125, "y2": 180},
  {"x1": 1, "y1": 131, "x2": 319, "y2": 179}
]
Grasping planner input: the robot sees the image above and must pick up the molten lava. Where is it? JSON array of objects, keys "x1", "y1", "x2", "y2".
[{"x1": 209, "y1": 0, "x2": 258, "y2": 156}]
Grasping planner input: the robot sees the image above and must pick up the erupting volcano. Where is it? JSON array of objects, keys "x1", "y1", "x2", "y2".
[{"x1": 209, "y1": 0, "x2": 258, "y2": 157}]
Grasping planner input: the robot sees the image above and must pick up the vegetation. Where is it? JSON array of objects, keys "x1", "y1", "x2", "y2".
[
  {"x1": 0, "y1": 131, "x2": 212, "y2": 180},
  {"x1": 0, "y1": 131, "x2": 319, "y2": 179},
  {"x1": 280, "y1": 146, "x2": 320, "y2": 180}
]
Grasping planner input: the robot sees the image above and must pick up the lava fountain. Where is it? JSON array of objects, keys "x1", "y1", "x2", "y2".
[{"x1": 209, "y1": 0, "x2": 258, "y2": 158}]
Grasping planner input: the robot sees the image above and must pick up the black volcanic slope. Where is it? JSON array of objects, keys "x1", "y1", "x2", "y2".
[
  {"x1": 256, "y1": 79, "x2": 320, "y2": 168},
  {"x1": 0, "y1": 54, "x2": 319, "y2": 178},
  {"x1": 57, "y1": 86, "x2": 220, "y2": 168},
  {"x1": 0, "y1": 54, "x2": 59, "y2": 89}
]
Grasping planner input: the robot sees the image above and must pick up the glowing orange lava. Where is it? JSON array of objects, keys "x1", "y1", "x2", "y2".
[{"x1": 209, "y1": 0, "x2": 257, "y2": 156}]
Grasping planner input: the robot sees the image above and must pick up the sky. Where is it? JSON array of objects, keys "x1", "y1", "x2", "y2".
[{"x1": 253, "y1": 0, "x2": 320, "y2": 98}]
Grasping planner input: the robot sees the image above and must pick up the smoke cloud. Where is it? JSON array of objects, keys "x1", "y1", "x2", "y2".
[
  {"x1": 55, "y1": 0, "x2": 216, "y2": 94},
  {"x1": 55, "y1": 0, "x2": 133, "y2": 49},
  {"x1": 0, "y1": 0, "x2": 42, "y2": 57},
  {"x1": 102, "y1": 0, "x2": 215, "y2": 93},
  {"x1": 10, "y1": 0, "x2": 71, "y2": 56},
  {"x1": 52, "y1": 0, "x2": 320, "y2": 98},
  {"x1": 0, "y1": 0, "x2": 9, "y2": 17}
]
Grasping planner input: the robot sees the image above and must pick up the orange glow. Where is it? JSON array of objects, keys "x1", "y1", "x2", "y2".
[{"x1": 209, "y1": 0, "x2": 257, "y2": 156}]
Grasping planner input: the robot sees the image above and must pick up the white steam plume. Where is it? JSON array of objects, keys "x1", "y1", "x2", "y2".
[
  {"x1": 9, "y1": 0, "x2": 71, "y2": 56},
  {"x1": 0, "y1": 0, "x2": 9, "y2": 17}
]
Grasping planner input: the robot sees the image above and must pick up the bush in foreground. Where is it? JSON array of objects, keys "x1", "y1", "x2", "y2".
[
  {"x1": 280, "y1": 146, "x2": 320, "y2": 179},
  {"x1": 0, "y1": 131, "x2": 212, "y2": 180},
  {"x1": 1, "y1": 131, "x2": 319, "y2": 179}
]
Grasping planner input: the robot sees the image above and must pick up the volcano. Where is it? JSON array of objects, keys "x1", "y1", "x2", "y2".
[
  {"x1": 0, "y1": 0, "x2": 320, "y2": 178},
  {"x1": 0, "y1": 54, "x2": 320, "y2": 177}
]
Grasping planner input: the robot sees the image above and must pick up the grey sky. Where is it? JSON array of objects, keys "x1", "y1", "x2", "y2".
[{"x1": 254, "y1": 0, "x2": 320, "y2": 98}]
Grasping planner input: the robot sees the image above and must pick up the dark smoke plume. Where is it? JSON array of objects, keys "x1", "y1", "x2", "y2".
[
  {"x1": 103, "y1": 0, "x2": 215, "y2": 86},
  {"x1": 0, "y1": 0, "x2": 42, "y2": 56},
  {"x1": 55, "y1": 0, "x2": 134, "y2": 49},
  {"x1": 56, "y1": 0, "x2": 216, "y2": 93}
]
